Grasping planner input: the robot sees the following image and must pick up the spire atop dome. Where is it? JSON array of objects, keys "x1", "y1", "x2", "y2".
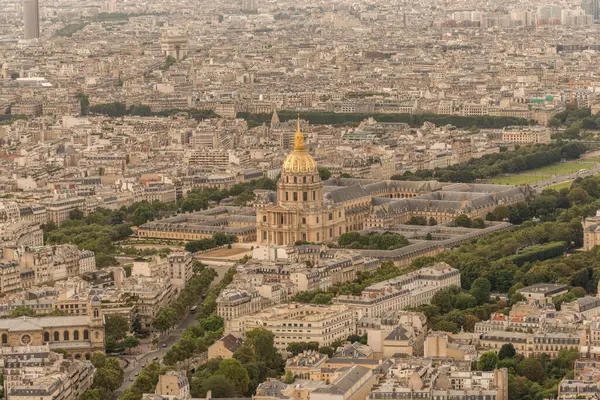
[
  {"x1": 294, "y1": 116, "x2": 305, "y2": 151},
  {"x1": 282, "y1": 116, "x2": 316, "y2": 174}
]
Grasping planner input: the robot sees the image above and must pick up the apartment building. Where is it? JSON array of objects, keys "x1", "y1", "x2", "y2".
[
  {"x1": 501, "y1": 126, "x2": 551, "y2": 144},
  {"x1": 19, "y1": 245, "x2": 87, "y2": 284},
  {"x1": 187, "y1": 149, "x2": 230, "y2": 168},
  {"x1": 121, "y1": 276, "x2": 175, "y2": 329},
  {"x1": 166, "y1": 252, "x2": 193, "y2": 289},
  {"x1": 365, "y1": 263, "x2": 461, "y2": 308},
  {"x1": 230, "y1": 303, "x2": 355, "y2": 352},
  {"x1": 0, "y1": 200, "x2": 20, "y2": 223},
  {"x1": 518, "y1": 283, "x2": 569, "y2": 305},
  {"x1": 217, "y1": 287, "x2": 263, "y2": 328},
  {"x1": 290, "y1": 267, "x2": 333, "y2": 292},
  {"x1": 40, "y1": 197, "x2": 86, "y2": 225},
  {"x1": 581, "y1": 317, "x2": 600, "y2": 360},
  {"x1": 370, "y1": 366, "x2": 508, "y2": 400},
  {"x1": 1, "y1": 346, "x2": 95, "y2": 400},
  {"x1": 155, "y1": 371, "x2": 191, "y2": 399},
  {"x1": 0, "y1": 260, "x2": 21, "y2": 295},
  {"x1": 19, "y1": 204, "x2": 48, "y2": 225},
  {"x1": 0, "y1": 221, "x2": 44, "y2": 249},
  {"x1": 333, "y1": 287, "x2": 411, "y2": 319},
  {"x1": 312, "y1": 366, "x2": 376, "y2": 400},
  {"x1": 141, "y1": 184, "x2": 177, "y2": 204},
  {"x1": 78, "y1": 251, "x2": 96, "y2": 274}
]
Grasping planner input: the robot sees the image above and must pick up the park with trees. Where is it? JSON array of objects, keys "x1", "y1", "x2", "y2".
[
  {"x1": 391, "y1": 142, "x2": 587, "y2": 183},
  {"x1": 42, "y1": 177, "x2": 277, "y2": 268},
  {"x1": 285, "y1": 171, "x2": 600, "y2": 399},
  {"x1": 238, "y1": 110, "x2": 533, "y2": 129}
]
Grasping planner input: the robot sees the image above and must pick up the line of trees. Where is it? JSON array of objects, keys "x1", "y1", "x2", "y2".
[
  {"x1": 161, "y1": 267, "x2": 237, "y2": 366},
  {"x1": 105, "y1": 315, "x2": 140, "y2": 353},
  {"x1": 237, "y1": 110, "x2": 533, "y2": 129},
  {"x1": 42, "y1": 177, "x2": 277, "y2": 269},
  {"x1": 118, "y1": 361, "x2": 165, "y2": 400},
  {"x1": 548, "y1": 105, "x2": 595, "y2": 140},
  {"x1": 184, "y1": 233, "x2": 238, "y2": 253},
  {"x1": 152, "y1": 267, "x2": 218, "y2": 332},
  {"x1": 336, "y1": 232, "x2": 409, "y2": 250},
  {"x1": 88, "y1": 102, "x2": 219, "y2": 120},
  {"x1": 80, "y1": 353, "x2": 125, "y2": 400},
  {"x1": 189, "y1": 328, "x2": 285, "y2": 398},
  {"x1": 477, "y1": 345, "x2": 580, "y2": 400}
]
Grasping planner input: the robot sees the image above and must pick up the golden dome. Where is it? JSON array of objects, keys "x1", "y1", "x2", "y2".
[{"x1": 282, "y1": 119, "x2": 317, "y2": 174}]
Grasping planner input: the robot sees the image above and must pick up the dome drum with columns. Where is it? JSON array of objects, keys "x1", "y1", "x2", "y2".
[{"x1": 256, "y1": 120, "x2": 346, "y2": 246}]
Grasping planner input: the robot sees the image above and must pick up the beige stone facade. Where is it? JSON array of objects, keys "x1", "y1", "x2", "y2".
[
  {"x1": 230, "y1": 303, "x2": 355, "y2": 352},
  {"x1": 0, "y1": 312, "x2": 105, "y2": 360},
  {"x1": 256, "y1": 123, "x2": 346, "y2": 245},
  {"x1": 583, "y1": 211, "x2": 600, "y2": 250}
]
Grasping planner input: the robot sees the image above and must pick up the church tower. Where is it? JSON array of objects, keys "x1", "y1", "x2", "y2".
[
  {"x1": 256, "y1": 120, "x2": 345, "y2": 245},
  {"x1": 270, "y1": 109, "x2": 281, "y2": 130}
]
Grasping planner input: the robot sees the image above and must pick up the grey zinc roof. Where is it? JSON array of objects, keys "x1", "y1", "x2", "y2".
[
  {"x1": 385, "y1": 326, "x2": 411, "y2": 341},
  {"x1": 313, "y1": 366, "x2": 371, "y2": 394},
  {"x1": 0, "y1": 316, "x2": 93, "y2": 330},
  {"x1": 327, "y1": 185, "x2": 370, "y2": 203}
]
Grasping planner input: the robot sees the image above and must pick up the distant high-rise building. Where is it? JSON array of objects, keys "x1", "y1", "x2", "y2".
[
  {"x1": 241, "y1": 0, "x2": 257, "y2": 12},
  {"x1": 582, "y1": 0, "x2": 600, "y2": 21},
  {"x1": 23, "y1": 0, "x2": 40, "y2": 40}
]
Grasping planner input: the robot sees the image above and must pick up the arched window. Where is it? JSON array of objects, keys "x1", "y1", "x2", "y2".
[
  {"x1": 44, "y1": 332, "x2": 50, "y2": 342},
  {"x1": 83, "y1": 330, "x2": 89, "y2": 340},
  {"x1": 1, "y1": 334, "x2": 6, "y2": 344},
  {"x1": 63, "y1": 331, "x2": 70, "y2": 341},
  {"x1": 73, "y1": 330, "x2": 79, "y2": 340},
  {"x1": 54, "y1": 332, "x2": 59, "y2": 341}
]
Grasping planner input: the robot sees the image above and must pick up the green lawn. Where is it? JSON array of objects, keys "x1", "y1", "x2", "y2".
[
  {"x1": 490, "y1": 175, "x2": 549, "y2": 185},
  {"x1": 490, "y1": 161, "x2": 596, "y2": 185},
  {"x1": 581, "y1": 157, "x2": 600, "y2": 163},
  {"x1": 526, "y1": 162, "x2": 594, "y2": 176},
  {"x1": 547, "y1": 180, "x2": 574, "y2": 191}
]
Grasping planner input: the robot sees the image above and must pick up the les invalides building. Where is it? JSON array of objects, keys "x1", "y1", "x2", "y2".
[{"x1": 256, "y1": 121, "x2": 346, "y2": 245}]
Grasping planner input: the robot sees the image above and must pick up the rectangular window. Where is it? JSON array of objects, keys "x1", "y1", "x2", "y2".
[
  {"x1": 313, "y1": 191, "x2": 316, "y2": 200},
  {"x1": 303, "y1": 192, "x2": 308, "y2": 201},
  {"x1": 263, "y1": 232, "x2": 267, "y2": 240},
  {"x1": 302, "y1": 233, "x2": 307, "y2": 241},
  {"x1": 285, "y1": 192, "x2": 289, "y2": 201},
  {"x1": 329, "y1": 228, "x2": 333, "y2": 237},
  {"x1": 317, "y1": 233, "x2": 320, "y2": 241},
  {"x1": 316, "y1": 217, "x2": 319, "y2": 223},
  {"x1": 302, "y1": 217, "x2": 306, "y2": 224},
  {"x1": 263, "y1": 216, "x2": 267, "y2": 222},
  {"x1": 328, "y1": 213, "x2": 333, "y2": 220},
  {"x1": 293, "y1": 192, "x2": 298, "y2": 201}
]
